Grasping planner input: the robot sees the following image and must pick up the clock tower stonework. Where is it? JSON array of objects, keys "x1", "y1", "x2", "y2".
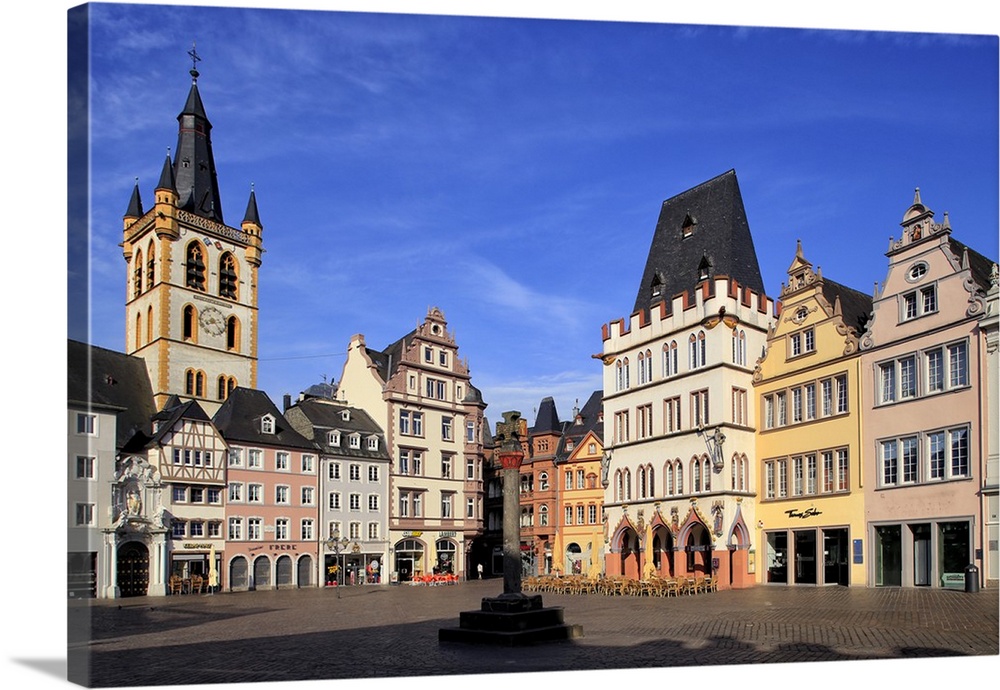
[{"x1": 122, "y1": 63, "x2": 262, "y2": 414}]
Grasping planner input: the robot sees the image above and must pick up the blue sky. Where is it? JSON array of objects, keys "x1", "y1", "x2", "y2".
[{"x1": 71, "y1": 2, "x2": 998, "y2": 430}]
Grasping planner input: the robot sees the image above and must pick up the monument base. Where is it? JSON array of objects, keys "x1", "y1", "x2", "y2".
[{"x1": 438, "y1": 594, "x2": 583, "y2": 646}]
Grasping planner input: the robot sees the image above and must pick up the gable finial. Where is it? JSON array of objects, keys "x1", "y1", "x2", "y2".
[{"x1": 188, "y1": 41, "x2": 201, "y2": 81}]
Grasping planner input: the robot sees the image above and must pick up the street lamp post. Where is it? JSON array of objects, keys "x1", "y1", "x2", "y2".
[{"x1": 325, "y1": 530, "x2": 350, "y2": 599}]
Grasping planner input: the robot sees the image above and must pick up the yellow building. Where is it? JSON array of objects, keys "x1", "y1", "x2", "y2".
[
  {"x1": 753, "y1": 241, "x2": 871, "y2": 586},
  {"x1": 122, "y1": 65, "x2": 262, "y2": 414},
  {"x1": 551, "y1": 392, "x2": 605, "y2": 576}
]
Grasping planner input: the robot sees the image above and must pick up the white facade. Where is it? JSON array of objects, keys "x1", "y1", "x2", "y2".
[
  {"x1": 601, "y1": 277, "x2": 774, "y2": 586},
  {"x1": 67, "y1": 405, "x2": 117, "y2": 598}
]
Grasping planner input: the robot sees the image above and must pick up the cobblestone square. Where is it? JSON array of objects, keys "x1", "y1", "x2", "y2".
[{"x1": 66, "y1": 580, "x2": 999, "y2": 688}]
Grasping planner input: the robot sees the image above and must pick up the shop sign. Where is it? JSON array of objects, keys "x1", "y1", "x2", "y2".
[
  {"x1": 784, "y1": 507, "x2": 822, "y2": 519},
  {"x1": 403, "y1": 531, "x2": 423, "y2": 537},
  {"x1": 440, "y1": 531, "x2": 457, "y2": 537},
  {"x1": 183, "y1": 543, "x2": 213, "y2": 549},
  {"x1": 269, "y1": 544, "x2": 298, "y2": 551}
]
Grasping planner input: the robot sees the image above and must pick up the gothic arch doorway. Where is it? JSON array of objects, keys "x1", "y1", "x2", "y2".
[
  {"x1": 117, "y1": 542, "x2": 149, "y2": 597},
  {"x1": 651, "y1": 525, "x2": 675, "y2": 577},
  {"x1": 618, "y1": 527, "x2": 641, "y2": 579},
  {"x1": 685, "y1": 523, "x2": 712, "y2": 576}
]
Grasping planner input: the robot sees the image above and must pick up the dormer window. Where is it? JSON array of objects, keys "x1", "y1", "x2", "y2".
[
  {"x1": 328, "y1": 431, "x2": 341, "y2": 446},
  {"x1": 261, "y1": 415, "x2": 275, "y2": 434},
  {"x1": 367, "y1": 436, "x2": 379, "y2": 451},
  {"x1": 349, "y1": 434, "x2": 361, "y2": 449},
  {"x1": 697, "y1": 255, "x2": 712, "y2": 282},
  {"x1": 682, "y1": 212, "x2": 697, "y2": 238},
  {"x1": 341, "y1": 410, "x2": 351, "y2": 422}
]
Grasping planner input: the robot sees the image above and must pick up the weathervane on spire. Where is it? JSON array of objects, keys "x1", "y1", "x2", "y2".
[{"x1": 188, "y1": 41, "x2": 201, "y2": 81}]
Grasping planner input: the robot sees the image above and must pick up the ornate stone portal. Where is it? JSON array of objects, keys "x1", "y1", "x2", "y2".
[{"x1": 102, "y1": 456, "x2": 169, "y2": 597}]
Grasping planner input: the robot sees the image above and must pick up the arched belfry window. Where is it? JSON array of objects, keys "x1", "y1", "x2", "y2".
[
  {"x1": 146, "y1": 242, "x2": 156, "y2": 288},
  {"x1": 133, "y1": 248, "x2": 143, "y2": 298},
  {"x1": 219, "y1": 253, "x2": 238, "y2": 300},
  {"x1": 186, "y1": 242, "x2": 206, "y2": 291}
]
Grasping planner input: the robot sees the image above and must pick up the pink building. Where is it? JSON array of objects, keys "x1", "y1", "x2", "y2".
[
  {"x1": 859, "y1": 190, "x2": 995, "y2": 588},
  {"x1": 214, "y1": 388, "x2": 321, "y2": 590}
]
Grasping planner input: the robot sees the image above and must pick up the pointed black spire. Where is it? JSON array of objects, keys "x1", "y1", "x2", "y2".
[
  {"x1": 156, "y1": 151, "x2": 177, "y2": 192},
  {"x1": 125, "y1": 178, "x2": 143, "y2": 217},
  {"x1": 242, "y1": 183, "x2": 262, "y2": 227},
  {"x1": 172, "y1": 46, "x2": 224, "y2": 224}
]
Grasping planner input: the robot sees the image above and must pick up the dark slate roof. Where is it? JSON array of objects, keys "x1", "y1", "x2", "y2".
[
  {"x1": 212, "y1": 387, "x2": 315, "y2": 450},
  {"x1": 67, "y1": 340, "x2": 157, "y2": 451},
  {"x1": 463, "y1": 382, "x2": 485, "y2": 406},
  {"x1": 140, "y1": 398, "x2": 215, "y2": 452},
  {"x1": 301, "y1": 381, "x2": 337, "y2": 400},
  {"x1": 125, "y1": 181, "x2": 144, "y2": 217},
  {"x1": 554, "y1": 390, "x2": 603, "y2": 463},
  {"x1": 283, "y1": 398, "x2": 389, "y2": 459},
  {"x1": 156, "y1": 153, "x2": 176, "y2": 192},
  {"x1": 950, "y1": 236, "x2": 996, "y2": 294},
  {"x1": 632, "y1": 169, "x2": 765, "y2": 316},
  {"x1": 480, "y1": 415, "x2": 496, "y2": 449},
  {"x1": 242, "y1": 188, "x2": 262, "y2": 227},
  {"x1": 820, "y1": 278, "x2": 873, "y2": 335},
  {"x1": 530, "y1": 397, "x2": 561, "y2": 435},
  {"x1": 366, "y1": 329, "x2": 417, "y2": 383},
  {"x1": 172, "y1": 73, "x2": 224, "y2": 224}
]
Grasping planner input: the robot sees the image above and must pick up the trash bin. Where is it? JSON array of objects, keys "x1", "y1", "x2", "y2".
[{"x1": 964, "y1": 564, "x2": 980, "y2": 593}]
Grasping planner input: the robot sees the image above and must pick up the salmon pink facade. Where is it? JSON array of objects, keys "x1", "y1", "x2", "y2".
[{"x1": 859, "y1": 190, "x2": 995, "y2": 588}]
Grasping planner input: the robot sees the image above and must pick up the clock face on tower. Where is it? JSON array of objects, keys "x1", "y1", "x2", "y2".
[{"x1": 199, "y1": 306, "x2": 227, "y2": 336}]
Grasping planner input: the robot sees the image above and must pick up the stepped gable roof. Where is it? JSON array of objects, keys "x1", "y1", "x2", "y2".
[
  {"x1": 212, "y1": 387, "x2": 315, "y2": 450},
  {"x1": 820, "y1": 278, "x2": 873, "y2": 334},
  {"x1": 632, "y1": 169, "x2": 765, "y2": 316},
  {"x1": 530, "y1": 397, "x2": 562, "y2": 435},
  {"x1": 67, "y1": 339, "x2": 157, "y2": 451}
]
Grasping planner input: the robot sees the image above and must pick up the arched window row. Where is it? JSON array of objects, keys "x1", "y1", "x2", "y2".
[
  {"x1": 185, "y1": 241, "x2": 241, "y2": 301},
  {"x1": 615, "y1": 329, "x2": 722, "y2": 392},
  {"x1": 611, "y1": 454, "x2": 745, "y2": 502}
]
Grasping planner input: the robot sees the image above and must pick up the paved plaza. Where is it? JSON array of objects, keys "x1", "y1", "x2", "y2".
[{"x1": 68, "y1": 580, "x2": 998, "y2": 687}]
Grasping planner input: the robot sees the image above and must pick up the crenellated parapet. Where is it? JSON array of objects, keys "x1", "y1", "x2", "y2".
[{"x1": 603, "y1": 275, "x2": 775, "y2": 350}]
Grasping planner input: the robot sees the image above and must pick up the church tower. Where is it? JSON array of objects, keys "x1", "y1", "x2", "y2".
[{"x1": 122, "y1": 52, "x2": 262, "y2": 414}]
